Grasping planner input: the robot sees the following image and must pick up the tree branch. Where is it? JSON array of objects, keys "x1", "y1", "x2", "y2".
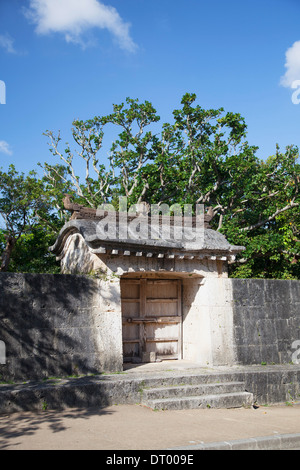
[{"x1": 240, "y1": 201, "x2": 300, "y2": 232}]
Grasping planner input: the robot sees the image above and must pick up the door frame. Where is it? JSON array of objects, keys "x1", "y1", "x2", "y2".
[{"x1": 121, "y1": 276, "x2": 183, "y2": 363}]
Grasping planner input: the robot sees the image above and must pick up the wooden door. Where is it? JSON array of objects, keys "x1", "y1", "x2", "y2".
[{"x1": 121, "y1": 278, "x2": 182, "y2": 363}]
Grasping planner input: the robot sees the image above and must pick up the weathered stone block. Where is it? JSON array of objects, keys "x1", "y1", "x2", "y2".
[
  {"x1": 264, "y1": 279, "x2": 291, "y2": 305},
  {"x1": 0, "y1": 273, "x2": 123, "y2": 381},
  {"x1": 231, "y1": 279, "x2": 249, "y2": 306}
]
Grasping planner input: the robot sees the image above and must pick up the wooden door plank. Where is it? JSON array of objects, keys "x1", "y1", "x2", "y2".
[
  {"x1": 144, "y1": 278, "x2": 182, "y2": 361},
  {"x1": 139, "y1": 279, "x2": 147, "y2": 355},
  {"x1": 121, "y1": 277, "x2": 183, "y2": 363},
  {"x1": 121, "y1": 278, "x2": 141, "y2": 361}
]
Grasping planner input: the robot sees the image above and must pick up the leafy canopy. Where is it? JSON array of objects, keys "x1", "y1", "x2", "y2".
[{"x1": 1, "y1": 93, "x2": 299, "y2": 278}]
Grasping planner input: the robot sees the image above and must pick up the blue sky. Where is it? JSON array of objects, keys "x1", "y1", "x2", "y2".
[{"x1": 0, "y1": 0, "x2": 300, "y2": 177}]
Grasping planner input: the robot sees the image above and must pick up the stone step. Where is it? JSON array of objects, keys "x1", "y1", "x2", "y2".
[
  {"x1": 143, "y1": 391, "x2": 254, "y2": 410},
  {"x1": 136, "y1": 371, "x2": 248, "y2": 390},
  {"x1": 142, "y1": 381, "x2": 246, "y2": 400}
]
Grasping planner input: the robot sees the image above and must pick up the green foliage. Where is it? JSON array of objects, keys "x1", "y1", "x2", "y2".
[
  {"x1": 6, "y1": 228, "x2": 60, "y2": 274},
  {"x1": 1, "y1": 93, "x2": 300, "y2": 277},
  {"x1": 0, "y1": 164, "x2": 62, "y2": 272}
]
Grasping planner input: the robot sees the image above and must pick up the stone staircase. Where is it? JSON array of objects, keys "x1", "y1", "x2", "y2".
[
  {"x1": 140, "y1": 375, "x2": 253, "y2": 410},
  {"x1": 0, "y1": 369, "x2": 254, "y2": 414}
]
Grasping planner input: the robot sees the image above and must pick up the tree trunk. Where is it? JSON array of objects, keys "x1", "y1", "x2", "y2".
[{"x1": 0, "y1": 236, "x2": 16, "y2": 272}]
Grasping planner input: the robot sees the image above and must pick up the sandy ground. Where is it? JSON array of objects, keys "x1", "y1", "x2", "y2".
[{"x1": 1, "y1": 403, "x2": 300, "y2": 450}]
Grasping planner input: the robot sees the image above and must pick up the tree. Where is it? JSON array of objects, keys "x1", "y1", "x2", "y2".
[
  {"x1": 41, "y1": 93, "x2": 300, "y2": 279},
  {"x1": 0, "y1": 165, "x2": 62, "y2": 272},
  {"x1": 43, "y1": 119, "x2": 113, "y2": 208},
  {"x1": 42, "y1": 97, "x2": 160, "y2": 209},
  {"x1": 225, "y1": 145, "x2": 300, "y2": 278},
  {"x1": 136, "y1": 94, "x2": 300, "y2": 278},
  {"x1": 104, "y1": 97, "x2": 160, "y2": 206},
  {"x1": 137, "y1": 93, "x2": 260, "y2": 216}
]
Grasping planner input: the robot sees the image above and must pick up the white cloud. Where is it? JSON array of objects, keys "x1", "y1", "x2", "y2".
[
  {"x1": 280, "y1": 40, "x2": 300, "y2": 88},
  {"x1": 0, "y1": 141, "x2": 13, "y2": 156},
  {"x1": 24, "y1": 0, "x2": 137, "y2": 52},
  {"x1": 0, "y1": 34, "x2": 16, "y2": 54}
]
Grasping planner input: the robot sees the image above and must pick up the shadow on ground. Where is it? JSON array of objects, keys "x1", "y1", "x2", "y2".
[{"x1": 0, "y1": 406, "x2": 114, "y2": 450}]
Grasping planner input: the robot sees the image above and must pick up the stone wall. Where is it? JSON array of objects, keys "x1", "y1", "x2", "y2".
[
  {"x1": 1, "y1": 273, "x2": 300, "y2": 382},
  {"x1": 232, "y1": 279, "x2": 300, "y2": 365},
  {"x1": 0, "y1": 273, "x2": 123, "y2": 382}
]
